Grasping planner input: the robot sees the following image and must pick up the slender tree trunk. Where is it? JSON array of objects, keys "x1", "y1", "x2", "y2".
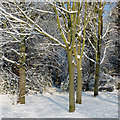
[
  {"x1": 18, "y1": 65, "x2": 26, "y2": 104},
  {"x1": 76, "y1": 1, "x2": 87, "y2": 103},
  {"x1": 76, "y1": 62, "x2": 82, "y2": 104},
  {"x1": 94, "y1": 63, "x2": 100, "y2": 96},
  {"x1": 94, "y1": 1, "x2": 103, "y2": 96},
  {"x1": 67, "y1": 49, "x2": 75, "y2": 112},
  {"x1": 17, "y1": 43, "x2": 26, "y2": 104}
]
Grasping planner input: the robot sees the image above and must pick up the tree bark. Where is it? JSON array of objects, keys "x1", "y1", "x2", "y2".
[
  {"x1": 76, "y1": 63, "x2": 82, "y2": 104},
  {"x1": 17, "y1": 43, "x2": 26, "y2": 104},
  {"x1": 94, "y1": 1, "x2": 103, "y2": 96},
  {"x1": 94, "y1": 63, "x2": 100, "y2": 96},
  {"x1": 67, "y1": 49, "x2": 75, "y2": 112}
]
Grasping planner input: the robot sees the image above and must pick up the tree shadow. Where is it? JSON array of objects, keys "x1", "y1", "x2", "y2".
[
  {"x1": 97, "y1": 95, "x2": 119, "y2": 105},
  {"x1": 83, "y1": 92, "x2": 94, "y2": 97},
  {"x1": 43, "y1": 95, "x2": 69, "y2": 111},
  {"x1": 55, "y1": 94, "x2": 69, "y2": 101},
  {"x1": 83, "y1": 92, "x2": 119, "y2": 105}
]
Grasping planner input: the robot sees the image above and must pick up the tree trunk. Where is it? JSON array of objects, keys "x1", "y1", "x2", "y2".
[
  {"x1": 67, "y1": 49, "x2": 75, "y2": 112},
  {"x1": 17, "y1": 44, "x2": 26, "y2": 104},
  {"x1": 18, "y1": 66, "x2": 26, "y2": 104},
  {"x1": 94, "y1": 1, "x2": 103, "y2": 96},
  {"x1": 94, "y1": 63, "x2": 100, "y2": 96},
  {"x1": 76, "y1": 60, "x2": 82, "y2": 104},
  {"x1": 75, "y1": 1, "x2": 87, "y2": 103}
]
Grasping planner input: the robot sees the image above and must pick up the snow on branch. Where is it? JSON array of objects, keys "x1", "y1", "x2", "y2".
[
  {"x1": 83, "y1": 52, "x2": 96, "y2": 63},
  {"x1": 2, "y1": 56, "x2": 20, "y2": 66},
  {"x1": 4, "y1": 17, "x2": 20, "y2": 35},
  {"x1": 87, "y1": 36, "x2": 96, "y2": 51},
  {"x1": 95, "y1": 2, "x2": 106, "y2": 12},
  {"x1": 56, "y1": 6, "x2": 78, "y2": 14},
  {"x1": 31, "y1": 7, "x2": 54, "y2": 14},
  {"x1": 11, "y1": 49, "x2": 20, "y2": 56},
  {"x1": 47, "y1": 1, "x2": 78, "y2": 14},
  {"x1": 12, "y1": 3, "x2": 66, "y2": 49},
  {"x1": 0, "y1": 41, "x2": 20, "y2": 47},
  {"x1": 2, "y1": 31, "x2": 32, "y2": 36},
  {"x1": 78, "y1": 30, "x2": 82, "y2": 37},
  {"x1": 0, "y1": 7, "x2": 26, "y2": 24},
  {"x1": 84, "y1": 8, "x2": 94, "y2": 28},
  {"x1": 100, "y1": 45, "x2": 115, "y2": 65},
  {"x1": 35, "y1": 28, "x2": 66, "y2": 49},
  {"x1": 102, "y1": 22, "x2": 110, "y2": 39},
  {"x1": 77, "y1": 8, "x2": 93, "y2": 37},
  {"x1": 72, "y1": 60, "x2": 76, "y2": 66},
  {"x1": 48, "y1": 43, "x2": 61, "y2": 46},
  {"x1": 77, "y1": 55, "x2": 80, "y2": 59}
]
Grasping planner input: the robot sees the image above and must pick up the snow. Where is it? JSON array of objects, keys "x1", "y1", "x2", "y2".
[
  {"x1": 31, "y1": 7, "x2": 54, "y2": 14},
  {"x1": 49, "y1": 2, "x2": 78, "y2": 14},
  {"x1": 11, "y1": 49, "x2": 20, "y2": 56},
  {"x1": 72, "y1": 60, "x2": 76, "y2": 66},
  {"x1": 2, "y1": 56, "x2": 20, "y2": 66},
  {"x1": 0, "y1": 89, "x2": 118, "y2": 118},
  {"x1": 0, "y1": 7, "x2": 26, "y2": 24},
  {"x1": 78, "y1": 31, "x2": 82, "y2": 37},
  {"x1": 77, "y1": 55, "x2": 80, "y2": 59},
  {"x1": 80, "y1": 68, "x2": 82, "y2": 71},
  {"x1": 83, "y1": 52, "x2": 96, "y2": 63}
]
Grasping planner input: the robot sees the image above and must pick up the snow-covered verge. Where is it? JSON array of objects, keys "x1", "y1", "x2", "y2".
[{"x1": 0, "y1": 88, "x2": 119, "y2": 118}]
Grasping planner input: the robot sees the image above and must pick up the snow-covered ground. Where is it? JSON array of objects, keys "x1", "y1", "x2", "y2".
[{"x1": 0, "y1": 88, "x2": 119, "y2": 118}]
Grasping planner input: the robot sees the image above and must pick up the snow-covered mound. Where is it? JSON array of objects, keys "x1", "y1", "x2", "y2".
[{"x1": 0, "y1": 89, "x2": 118, "y2": 118}]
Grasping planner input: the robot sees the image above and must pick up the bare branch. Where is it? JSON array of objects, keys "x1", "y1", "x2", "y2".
[
  {"x1": 83, "y1": 52, "x2": 96, "y2": 63},
  {"x1": 100, "y1": 45, "x2": 115, "y2": 64}
]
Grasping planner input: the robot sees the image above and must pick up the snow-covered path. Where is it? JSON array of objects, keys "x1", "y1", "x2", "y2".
[{"x1": 0, "y1": 90, "x2": 118, "y2": 118}]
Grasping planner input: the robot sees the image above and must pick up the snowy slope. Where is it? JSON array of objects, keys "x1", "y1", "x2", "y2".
[{"x1": 0, "y1": 88, "x2": 118, "y2": 118}]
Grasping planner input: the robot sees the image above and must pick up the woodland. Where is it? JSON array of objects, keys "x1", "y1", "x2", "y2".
[{"x1": 0, "y1": 0, "x2": 119, "y2": 116}]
